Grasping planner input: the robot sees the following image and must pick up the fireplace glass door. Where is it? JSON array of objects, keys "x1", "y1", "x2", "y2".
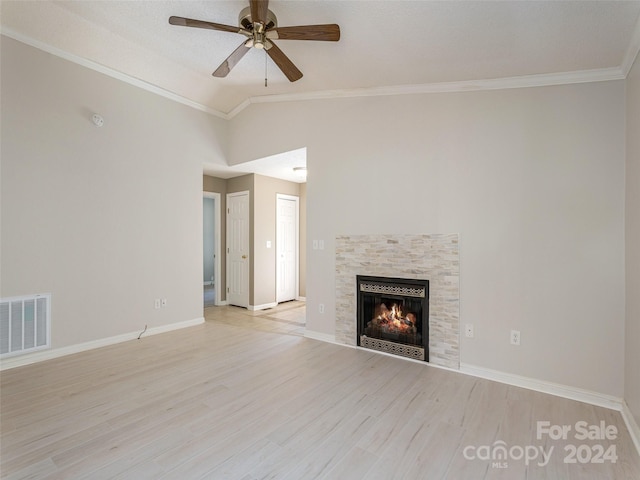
[{"x1": 357, "y1": 276, "x2": 429, "y2": 361}]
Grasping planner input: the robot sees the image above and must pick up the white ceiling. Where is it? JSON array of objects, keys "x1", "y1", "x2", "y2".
[{"x1": 2, "y1": 0, "x2": 640, "y2": 181}]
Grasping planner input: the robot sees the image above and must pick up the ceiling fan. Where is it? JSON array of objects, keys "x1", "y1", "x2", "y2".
[{"x1": 169, "y1": 0, "x2": 340, "y2": 82}]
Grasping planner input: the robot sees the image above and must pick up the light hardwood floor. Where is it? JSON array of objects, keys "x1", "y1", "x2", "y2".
[{"x1": 1, "y1": 302, "x2": 639, "y2": 479}]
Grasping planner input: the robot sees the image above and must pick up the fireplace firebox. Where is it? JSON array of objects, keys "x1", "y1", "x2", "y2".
[{"x1": 356, "y1": 275, "x2": 429, "y2": 361}]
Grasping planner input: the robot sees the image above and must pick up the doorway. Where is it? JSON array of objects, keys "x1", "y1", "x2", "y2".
[
  {"x1": 227, "y1": 191, "x2": 250, "y2": 308},
  {"x1": 203, "y1": 192, "x2": 222, "y2": 307},
  {"x1": 276, "y1": 194, "x2": 299, "y2": 303}
]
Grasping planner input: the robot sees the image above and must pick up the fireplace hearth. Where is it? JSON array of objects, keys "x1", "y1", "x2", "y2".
[{"x1": 357, "y1": 275, "x2": 429, "y2": 361}]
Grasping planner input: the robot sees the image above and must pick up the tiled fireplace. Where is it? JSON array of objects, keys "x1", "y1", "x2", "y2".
[{"x1": 335, "y1": 234, "x2": 460, "y2": 369}]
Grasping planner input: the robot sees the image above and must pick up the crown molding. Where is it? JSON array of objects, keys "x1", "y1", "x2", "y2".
[
  {"x1": 0, "y1": 28, "x2": 230, "y2": 120},
  {"x1": 622, "y1": 9, "x2": 640, "y2": 77},
  {"x1": 1, "y1": 28, "x2": 631, "y2": 122},
  {"x1": 227, "y1": 98, "x2": 252, "y2": 119},
  {"x1": 226, "y1": 67, "x2": 626, "y2": 118}
]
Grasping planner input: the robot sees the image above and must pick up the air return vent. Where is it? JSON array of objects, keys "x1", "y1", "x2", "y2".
[{"x1": 0, "y1": 294, "x2": 51, "y2": 358}]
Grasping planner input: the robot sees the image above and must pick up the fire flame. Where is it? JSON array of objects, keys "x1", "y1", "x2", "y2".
[{"x1": 371, "y1": 303, "x2": 417, "y2": 334}]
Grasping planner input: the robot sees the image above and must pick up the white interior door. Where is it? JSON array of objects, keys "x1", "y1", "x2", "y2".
[
  {"x1": 227, "y1": 191, "x2": 249, "y2": 308},
  {"x1": 276, "y1": 194, "x2": 298, "y2": 303}
]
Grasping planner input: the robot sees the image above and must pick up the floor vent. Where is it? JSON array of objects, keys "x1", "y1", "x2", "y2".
[{"x1": 0, "y1": 294, "x2": 51, "y2": 358}]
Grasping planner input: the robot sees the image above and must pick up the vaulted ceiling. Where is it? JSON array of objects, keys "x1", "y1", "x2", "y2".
[
  {"x1": 3, "y1": 0, "x2": 640, "y2": 117},
  {"x1": 2, "y1": 1, "x2": 640, "y2": 182}
]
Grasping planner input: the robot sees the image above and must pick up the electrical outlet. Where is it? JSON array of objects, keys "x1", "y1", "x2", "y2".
[
  {"x1": 319, "y1": 240, "x2": 325, "y2": 250},
  {"x1": 319, "y1": 303, "x2": 325, "y2": 314},
  {"x1": 511, "y1": 330, "x2": 521, "y2": 345},
  {"x1": 161, "y1": 298, "x2": 167, "y2": 308},
  {"x1": 465, "y1": 324, "x2": 474, "y2": 338},
  {"x1": 154, "y1": 299, "x2": 161, "y2": 309},
  {"x1": 313, "y1": 240, "x2": 318, "y2": 250}
]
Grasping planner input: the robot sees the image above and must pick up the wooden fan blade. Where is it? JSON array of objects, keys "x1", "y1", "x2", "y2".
[
  {"x1": 213, "y1": 42, "x2": 251, "y2": 78},
  {"x1": 266, "y1": 41, "x2": 302, "y2": 82},
  {"x1": 169, "y1": 16, "x2": 247, "y2": 35},
  {"x1": 267, "y1": 24, "x2": 340, "y2": 41},
  {"x1": 250, "y1": 0, "x2": 269, "y2": 25}
]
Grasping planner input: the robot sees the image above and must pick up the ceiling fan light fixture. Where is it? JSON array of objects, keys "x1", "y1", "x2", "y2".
[{"x1": 169, "y1": 0, "x2": 340, "y2": 82}]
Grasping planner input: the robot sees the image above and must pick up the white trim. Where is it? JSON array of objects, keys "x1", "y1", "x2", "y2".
[
  {"x1": 621, "y1": 402, "x2": 640, "y2": 457},
  {"x1": 248, "y1": 302, "x2": 278, "y2": 311},
  {"x1": 303, "y1": 329, "x2": 337, "y2": 344},
  {"x1": 622, "y1": 10, "x2": 640, "y2": 77},
  {"x1": 0, "y1": 317, "x2": 204, "y2": 370},
  {"x1": 296, "y1": 296, "x2": 306, "y2": 301},
  {"x1": 203, "y1": 192, "x2": 223, "y2": 306},
  {"x1": 3, "y1": 29, "x2": 631, "y2": 121},
  {"x1": 351, "y1": 340, "x2": 640, "y2": 450},
  {"x1": 300, "y1": 334, "x2": 631, "y2": 417},
  {"x1": 227, "y1": 98, "x2": 252, "y2": 119},
  {"x1": 460, "y1": 363, "x2": 623, "y2": 411},
  {"x1": 0, "y1": 29, "x2": 228, "y2": 119},
  {"x1": 226, "y1": 68, "x2": 626, "y2": 118}
]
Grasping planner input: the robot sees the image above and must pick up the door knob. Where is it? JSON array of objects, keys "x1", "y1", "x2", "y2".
[{"x1": 242, "y1": 255, "x2": 247, "y2": 259}]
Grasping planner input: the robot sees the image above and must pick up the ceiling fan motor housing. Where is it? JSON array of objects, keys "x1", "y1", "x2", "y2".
[
  {"x1": 238, "y1": 6, "x2": 277, "y2": 49},
  {"x1": 238, "y1": 6, "x2": 277, "y2": 31}
]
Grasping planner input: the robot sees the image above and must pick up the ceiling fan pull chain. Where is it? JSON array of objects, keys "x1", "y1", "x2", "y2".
[{"x1": 265, "y1": 49, "x2": 268, "y2": 87}]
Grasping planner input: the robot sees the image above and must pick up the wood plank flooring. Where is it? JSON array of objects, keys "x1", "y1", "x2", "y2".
[{"x1": 1, "y1": 302, "x2": 639, "y2": 479}]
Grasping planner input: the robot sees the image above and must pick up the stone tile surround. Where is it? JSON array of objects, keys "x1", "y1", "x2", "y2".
[{"x1": 335, "y1": 234, "x2": 460, "y2": 369}]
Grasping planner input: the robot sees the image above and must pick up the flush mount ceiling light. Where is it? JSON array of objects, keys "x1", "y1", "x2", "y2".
[
  {"x1": 293, "y1": 166, "x2": 307, "y2": 180},
  {"x1": 91, "y1": 113, "x2": 104, "y2": 127}
]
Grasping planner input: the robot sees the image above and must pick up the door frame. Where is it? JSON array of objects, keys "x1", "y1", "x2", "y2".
[
  {"x1": 276, "y1": 193, "x2": 300, "y2": 303},
  {"x1": 203, "y1": 191, "x2": 222, "y2": 306},
  {"x1": 226, "y1": 190, "x2": 250, "y2": 308}
]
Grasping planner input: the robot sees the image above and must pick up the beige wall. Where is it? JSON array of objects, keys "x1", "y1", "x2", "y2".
[
  {"x1": 1, "y1": 37, "x2": 227, "y2": 347},
  {"x1": 203, "y1": 175, "x2": 227, "y2": 194},
  {"x1": 206, "y1": 174, "x2": 306, "y2": 307},
  {"x1": 3, "y1": 31, "x2": 635, "y2": 406},
  {"x1": 229, "y1": 81, "x2": 626, "y2": 398},
  {"x1": 625, "y1": 53, "x2": 640, "y2": 425},
  {"x1": 253, "y1": 174, "x2": 302, "y2": 306}
]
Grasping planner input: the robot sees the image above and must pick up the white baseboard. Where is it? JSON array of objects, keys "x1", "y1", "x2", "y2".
[
  {"x1": 303, "y1": 329, "x2": 337, "y2": 344},
  {"x1": 621, "y1": 401, "x2": 640, "y2": 457},
  {"x1": 290, "y1": 337, "x2": 640, "y2": 457},
  {"x1": 460, "y1": 363, "x2": 623, "y2": 411},
  {"x1": 0, "y1": 317, "x2": 205, "y2": 371},
  {"x1": 248, "y1": 302, "x2": 278, "y2": 311},
  {"x1": 461, "y1": 366, "x2": 640, "y2": 458},
  {"x1": 296, "y1": 296, "x2": 306, "y2": 301},
  {"x1": 293, "y1": 340, "x2": 627, "y2": 417}
]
